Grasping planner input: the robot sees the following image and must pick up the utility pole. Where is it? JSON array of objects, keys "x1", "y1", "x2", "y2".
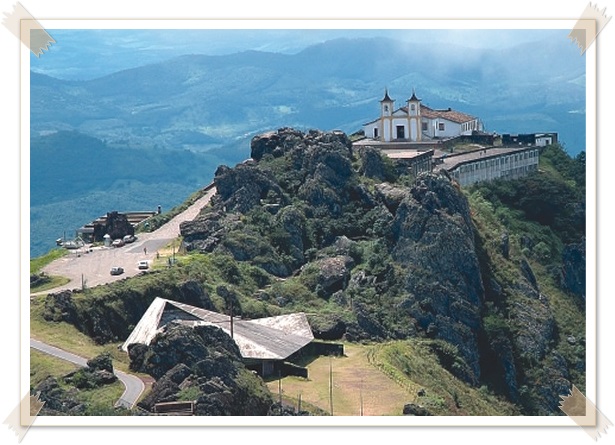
[
  {"x1": 329, "y1": 355, "x2": 334, "y2": 416},
  {"x1": 278, "y1": 370, "x2": 282, "y2": 407},
  {"x1": 360, "y1": 378, "x2": 364, "y2": 416}
]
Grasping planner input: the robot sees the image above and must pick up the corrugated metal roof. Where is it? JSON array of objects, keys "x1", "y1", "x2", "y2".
[{"x1": 121, "y1": 298, "x2": 314, "y2": 361}]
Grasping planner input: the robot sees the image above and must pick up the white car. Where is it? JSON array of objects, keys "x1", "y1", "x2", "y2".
[{"x1": 138, "y1": 260, "x2": 149, "y2": 270}]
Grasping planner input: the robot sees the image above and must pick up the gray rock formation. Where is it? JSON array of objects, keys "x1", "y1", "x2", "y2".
[
  {"x1": 561, "y1": 241, "x2": 586, "y2": 299},
  {"x1": 356, "y1": 145, "x2": 390, "y2": 181},
  {"x1": 391, "y1": 173, "x2": 484, "y2": 384},
  {"x1": 131, "y1": 324, "x2": 273, "y2": 415}
]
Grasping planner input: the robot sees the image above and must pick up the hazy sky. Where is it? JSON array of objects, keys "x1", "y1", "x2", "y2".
[{"x1": 30, "y1": 28, "x2": 573, "y2": 80}]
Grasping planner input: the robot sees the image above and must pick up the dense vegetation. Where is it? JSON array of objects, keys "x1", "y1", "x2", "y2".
[{"x1": 36, "y1": 131, "x2": 586, "y2": 416}]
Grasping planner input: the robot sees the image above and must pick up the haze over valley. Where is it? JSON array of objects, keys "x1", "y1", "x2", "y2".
[{"x1": 30, "y1": 30, "x2": 585, "y2": 257}]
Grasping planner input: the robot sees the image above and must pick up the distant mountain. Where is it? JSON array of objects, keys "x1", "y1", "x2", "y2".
[
  {"x1": 30, "y1": 36, "x2": 586, "y2": 257},
  {"x1": 31, "y1": 36, "x2": 585, "y2": 152}
]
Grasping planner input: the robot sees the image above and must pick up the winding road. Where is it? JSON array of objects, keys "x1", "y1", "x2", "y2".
[
  {"x1": 30, "y1": 339, "x2": 145, "y2": 409},
  {"x1": 36, "y1": 186, "x2": 216, "y2": 294},
  {"x1": 31, "y1": 185, "x2": 218, "y2": 409}
]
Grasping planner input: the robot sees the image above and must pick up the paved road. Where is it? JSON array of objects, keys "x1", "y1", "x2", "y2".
[
  {"x1": 30, "y1": 339, "x2": 145, "y2": 409},
  {"x1": 37, "y1": 186, "x2": 216, "y2": 294}
]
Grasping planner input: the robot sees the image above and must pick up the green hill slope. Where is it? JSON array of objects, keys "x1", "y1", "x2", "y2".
[{"x1": 36, "y1": 130, "x2": 586, "y2": 416}]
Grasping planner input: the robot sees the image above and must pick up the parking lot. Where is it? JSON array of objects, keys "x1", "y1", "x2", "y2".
[{"x1": 37, "y1": 187, "x2": 216, "y2": 293}]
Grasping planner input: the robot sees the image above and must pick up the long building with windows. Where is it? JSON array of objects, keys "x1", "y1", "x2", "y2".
[{"x1": 435, "y1": 146, "x2": 540, "y2": 187}]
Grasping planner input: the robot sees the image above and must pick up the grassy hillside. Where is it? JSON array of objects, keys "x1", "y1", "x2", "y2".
[{"x1": 34, "y1": 132, "x2": 586, "y2": 416}]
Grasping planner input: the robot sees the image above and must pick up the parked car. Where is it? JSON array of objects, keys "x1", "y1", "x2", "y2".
[
  {"x1": 112, "y1": 239, "x2": 125, "y2": 247},
  {"x1": 123, "y1": 234, "x2": 136, "y2": 243},
  {"x1": 110, "y1": 266, "x2": 124, "y2": 275},
  {"x1": 138, "y1": 260, "x2": 149, "y2": 270}
]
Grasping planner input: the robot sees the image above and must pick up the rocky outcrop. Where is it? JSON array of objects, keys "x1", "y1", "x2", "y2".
[
  {"x1": 403, "y1": 403, "x2": 432, "y2": 416},
  {"x1": 131, "y1": 324, "x2": 273, "y2": 415},
  {"x1": 178, "y1": 280, "x2": 216, "y2": 311},
  {"x1": 301, "y1": 255, "x2": 354, "y2": 298},
  {"x1": 510, "y1": 296, "x2": 555, "y2": 364},
  {"x1": 43, "y1": 290, "x2": 78, "y2": 324},
  {"x1": 34, "y1": 353, "x2": 120, "y2": 415},
  {"x1": 561, "y1": 241, "x2": 586, "y2": 300},
  {"x1": 213, "y1": 162, "x2": 288, "y2": 214},
  {"x1": 250, "y1": 127, "x2": 351, "y2": 162},
  {"x1": 250, "y1": 127, "x2": 305, "y2": 161},
  {"x1": 275, "y1": 205, "x2": 307, "y2": 266},
  {"x1": 87, "y1": 353, "x2": 114, "y2": 373},
  {"x1": 392, "y1": 173, "x2": 484, "y2": 384},
  {"x1": 356, "y1": 145, "x2": 390, "y2": 181},
  {"x1": 375, "y1": 183, "x2": 410, "y2": 214},
  {"x1": 307, "y1": 314, "x2": 347, "y2": 340},
  {"x1": 34, "y1": 377, "x2": 86, "y2": 415}
]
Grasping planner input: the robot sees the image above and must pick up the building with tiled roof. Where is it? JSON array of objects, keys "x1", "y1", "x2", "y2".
[{"x1": 363, "y1": 89, "x2": 483, "y2": 143}]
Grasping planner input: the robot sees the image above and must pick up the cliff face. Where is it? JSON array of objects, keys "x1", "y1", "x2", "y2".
[{"x1": 391, "y1": 174, "x2": 484, "y2": 384}]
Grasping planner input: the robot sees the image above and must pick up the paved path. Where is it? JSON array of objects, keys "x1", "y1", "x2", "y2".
[
  {"x1": 36, "y1": 186, "x2": 216, "y2": 294},
  {"x1": 30, "y1": 339, "x2": 145, "y2": 409}
]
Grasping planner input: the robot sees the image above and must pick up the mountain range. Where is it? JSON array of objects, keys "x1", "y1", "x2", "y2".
[{"x1": 30, "y1": 36, "x2": 586, "y2": 257}]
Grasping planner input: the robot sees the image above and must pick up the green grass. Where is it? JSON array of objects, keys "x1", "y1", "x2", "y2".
[
  {"x1": 30, "y1": 348, "x2": 128, "y2": 416},
  {"x1": 76, "y1": 381, "x2": 126, "y2": 413},
  {"x1": 30, "y1": 349, "x2": 79, "y2": 387},
  {"x1": 30, "y1": 248, "x2": 68, "y2": 274},
  {"x1": 371, "y1": 340, "x2": 521, "y2": 416},
  {"x1": 30, "y1": 275, "x2": 71, "y2": 293},
  {"x1": 30, "y1": 297, "x2": 132, "y2": 373}
]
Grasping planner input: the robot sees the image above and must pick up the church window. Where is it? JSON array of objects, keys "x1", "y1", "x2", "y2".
[{"x1": 438, "y1": 123, "x2": 445, "y2": 131}]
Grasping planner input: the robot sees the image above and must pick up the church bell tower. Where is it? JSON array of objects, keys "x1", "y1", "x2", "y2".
[{"x1": 407, "y1": 89, "x2": 422, "y2": 142}]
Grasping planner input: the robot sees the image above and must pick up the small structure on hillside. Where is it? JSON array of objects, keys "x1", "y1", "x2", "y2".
[
  {"x1": 122, "y1": 297, "x2": 316, "y2": 377},
  {"x1": 76, "y1": 210, "x2": 157, "y2": 243},
  {"x1": 502, "y1": 132, "x2": 558, "y2": 147}
]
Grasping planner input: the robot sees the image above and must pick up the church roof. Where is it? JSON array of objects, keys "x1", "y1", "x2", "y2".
[
  {"x1": 121, "y1": 298, "x2": 314, "y2": 361},
  {"x1": 420, "y1": 105, "x2": 477, "y2": 124},
  {"x1": 408, "y1": 90, "x2": 421, "y2": 102},
  {"x1": 380, "y1": 89, "x2": 393, "y2": 102}
]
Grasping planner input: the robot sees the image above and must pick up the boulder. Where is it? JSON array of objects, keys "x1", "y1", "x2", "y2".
[
  {"x1": 302, "y1": 255, "x2": 355, "y2": 297},
  {"x1": 308, "y1": 314, "x2": 347, "y2": 340},
  {"x1": 402, "y1": 403, "x2": 432, "y2": 416},
  {"x1": 43, "y1": 290, "x2": 77, "y2": 324},
  {"x1": 179, "y1": 280, "x2": 215, "y2": 311},
  {"x1": 87, "y1": 353, "x2": 114, "y2": 373},
  {"x1": 375, "y1": 183, "x2": 410, "y2": 214},
  {"x1": 356, "y1": 145, "x2": 390, "y2": 181}
]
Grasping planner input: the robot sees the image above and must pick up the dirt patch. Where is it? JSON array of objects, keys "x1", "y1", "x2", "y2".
[{"x1": 267, "y1": 343, "x2": 412, "y2": 416}]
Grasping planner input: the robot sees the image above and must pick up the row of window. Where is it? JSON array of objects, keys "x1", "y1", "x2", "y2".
[
  {"x1": 454, "y1": 164, "x2": 538, "y2": 186},
  {"x1": 455, "y1": 151, "x2": 538, "y2": 174}
]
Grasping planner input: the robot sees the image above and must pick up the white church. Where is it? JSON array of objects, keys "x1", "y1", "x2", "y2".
[{"x1": 363, "y1": 89, "x2": 483, "y2": 142}]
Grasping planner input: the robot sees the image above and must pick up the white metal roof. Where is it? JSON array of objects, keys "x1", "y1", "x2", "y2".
[{"x1": 121, "y1": 297, "x2": 314, "y2": 361}]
